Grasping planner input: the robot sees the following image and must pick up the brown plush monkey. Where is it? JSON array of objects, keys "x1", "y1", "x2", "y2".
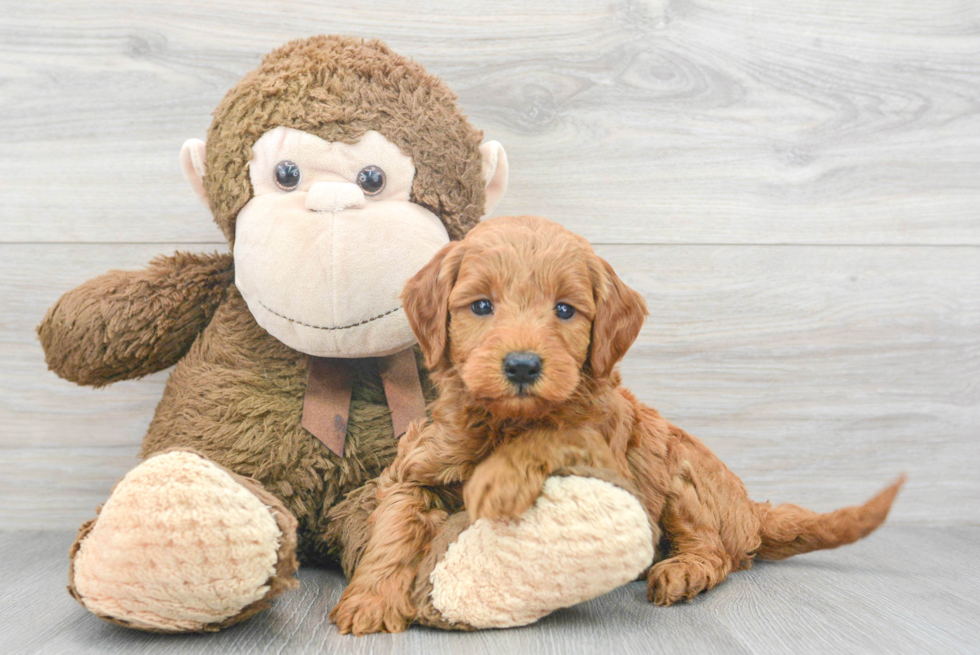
[{"x1": 38, "y1": 36, "x2": 654, "y2": 633}]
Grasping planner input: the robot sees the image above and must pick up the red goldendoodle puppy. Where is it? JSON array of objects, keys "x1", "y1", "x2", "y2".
[{"x1": 331, "y1": 215, "x2": 903, "y2": 635}]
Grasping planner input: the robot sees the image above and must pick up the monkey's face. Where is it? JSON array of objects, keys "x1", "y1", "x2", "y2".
[{"x1": 233, "y1": 126, "x2": 450, "y2": 357}]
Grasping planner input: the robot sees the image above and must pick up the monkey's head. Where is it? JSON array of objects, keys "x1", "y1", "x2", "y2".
[{"x1": 180, "y1": 36, "x2": 507, "y2": 358}]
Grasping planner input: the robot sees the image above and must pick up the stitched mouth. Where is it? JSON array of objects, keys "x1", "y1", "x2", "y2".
[
  {"x1": 257, "y1": 300, "x2": 402, "y2": 331},
  {"x1": 311, "y1": 207, "x2": 357, "y2": 214}
]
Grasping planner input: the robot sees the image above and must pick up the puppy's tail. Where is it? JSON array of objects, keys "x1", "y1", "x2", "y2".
[{"x1": 754, "y1": 475, "x2": 905, "y2": 561}]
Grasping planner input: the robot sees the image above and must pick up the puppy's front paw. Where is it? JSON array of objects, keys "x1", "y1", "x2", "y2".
[
  {"x1": 464, "y1": 459, "x2": 543, "y2": 522},
  {"x1": 330, "y1": 584, "x2": 412, "y2": 635}
]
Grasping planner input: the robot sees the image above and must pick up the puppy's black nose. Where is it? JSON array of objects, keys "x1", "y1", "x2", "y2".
[{"x1": 503, "y1": 352, "x2": 542, "y2": 385}]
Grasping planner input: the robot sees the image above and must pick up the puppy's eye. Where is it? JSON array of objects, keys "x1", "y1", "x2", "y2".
[
  {"x1": 471, "y1": 299, "x2": 494, "y2": 316},
  {"x1": 274, "y1": 160, "x2": 301, "y2": 190},
  {"x1": 555, "y1": 303, "x2": 576, "y2": 320},
  {"x1": 357, "y1": 165, "x2": 386, "y2": 196}
]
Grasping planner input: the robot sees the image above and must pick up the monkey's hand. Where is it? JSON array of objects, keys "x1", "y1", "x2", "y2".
[{"x1": 38, "y1": 251, "x2": 233, "y2": 386}]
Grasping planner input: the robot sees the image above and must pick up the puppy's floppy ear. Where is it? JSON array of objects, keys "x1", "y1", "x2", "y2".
[
  {"x1": 589, "y1": 257, "x2": 648, "y2": 378},
  {"x1": 401, "y1": 241, "x2": 466, "y2": 370}
]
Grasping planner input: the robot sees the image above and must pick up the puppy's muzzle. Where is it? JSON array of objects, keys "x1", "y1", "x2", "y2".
[{"x1": 503, "y1": 352, "x2": 542, "y2": 386}]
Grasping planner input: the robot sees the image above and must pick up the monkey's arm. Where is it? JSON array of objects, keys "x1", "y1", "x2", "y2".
[{"x1": 38, "y1": 251, "x2": 234, "y2": 386}]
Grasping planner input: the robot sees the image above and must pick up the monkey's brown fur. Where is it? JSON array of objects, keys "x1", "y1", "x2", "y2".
[
  {"x1": 330, "y1": 216, "x2": 903, "y2": 635},
  {"x1": 37, "y1": 36, "x2": 488, "y2": 630},
  {"x1": 205, "y1": 36, "x2": 487, "y2": 244}
]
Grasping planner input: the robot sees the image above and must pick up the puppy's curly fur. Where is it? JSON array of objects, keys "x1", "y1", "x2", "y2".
[{"x1": 330, "y1": 215, "x2": 904, "y2": 635}]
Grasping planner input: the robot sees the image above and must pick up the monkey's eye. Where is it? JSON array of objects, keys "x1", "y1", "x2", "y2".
[
  {"x1": 274, "y1": 160, "x2": 301, "y2": 190},
  {"x1": 471, "y1": 299, "x2": 494, "y2": 316},
  {"x1": 356, "y1": 165, "x2": 386, "y2": 196},
  {"x1": 555, "y1": 303, "x2": 576, "y2": 320}
]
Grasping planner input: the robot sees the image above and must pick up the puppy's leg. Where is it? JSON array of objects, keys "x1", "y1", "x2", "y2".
[
  {"x1": 464, "y1": 426, "x2": 618, "y2": 522},
  {"x1": 329, "y1": 479, "x2": 447, "y2": 635},
  {"x1": 647, "y1": 472, "x2": 734, "y2": 606},
  {"x1": 647, "y1": 443, "x2": 761, "y2": 606},
  {"x1": 330, "y1": 420, "x2": 469, "y2": 635}
]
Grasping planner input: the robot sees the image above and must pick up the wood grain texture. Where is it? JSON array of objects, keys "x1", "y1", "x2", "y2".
[
  {"x1": 1, "y1": 527, "x2": 977, "y2": 654},
  {"x1": 3, "y1": 2, "x2": 977, "y2": 652},
  {"x1": 0, "y1": 0, "x2": 978, "y2": 244},
  {"x1": 0, "y1": 1, "x2": 978, "y2": 531}
]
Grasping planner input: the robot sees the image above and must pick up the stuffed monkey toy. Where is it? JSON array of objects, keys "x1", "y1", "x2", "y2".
[{"x1": 38, "y1": 36, "x2": 654, "y2": 633}]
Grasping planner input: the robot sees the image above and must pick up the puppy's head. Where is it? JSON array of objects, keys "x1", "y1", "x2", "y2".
[{"x1": 402, "y1": 215, "x2": 647, "y2": 418}]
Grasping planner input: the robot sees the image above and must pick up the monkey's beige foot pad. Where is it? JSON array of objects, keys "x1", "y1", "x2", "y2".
[
  {"x1": 429, "y1": 475, "x2": 655, "y2": 629},
  {"x1": 68, "y1": 451, "x2": 299, "y2": 633}
]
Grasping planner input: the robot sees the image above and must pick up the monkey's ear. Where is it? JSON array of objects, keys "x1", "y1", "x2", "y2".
[
  {"x1": 479, "y1": 141, "x2": 508, "y2": 219},
  {"x1": 401, "y1": 241, "x2": 465, "y2": 370},
  {"x1": 180, "y1": 138, "x2": 209, "y2": 208},
  {"x1": 589, "y1": 257, "x2": 648, "y2": 379}
]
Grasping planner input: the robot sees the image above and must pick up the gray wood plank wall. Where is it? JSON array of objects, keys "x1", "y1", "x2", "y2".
[{"x1": 1, "y1": 0, "x2": 978, "y2": 529}]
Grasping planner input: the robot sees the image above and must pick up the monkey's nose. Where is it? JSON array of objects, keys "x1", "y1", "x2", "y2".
[
  {"x1": 503, "y1": 352, "x2": 542, "y2": 385},
  {"x1": 306, "y1": 183, "x2": 366, "y2": 213}
]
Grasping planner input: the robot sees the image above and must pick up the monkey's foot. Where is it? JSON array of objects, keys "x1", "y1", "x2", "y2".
[
  {"x1": 415, "y1": 473, "x2": 656, "y2": 630},
  {"x1": 69, "y1": 450, "x2": 299, "y2": 632}
]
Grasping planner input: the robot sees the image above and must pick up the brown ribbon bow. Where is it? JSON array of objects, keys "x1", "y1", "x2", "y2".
[{"x1": 301, "y1": 347, "x2": 426, "y2": 458}]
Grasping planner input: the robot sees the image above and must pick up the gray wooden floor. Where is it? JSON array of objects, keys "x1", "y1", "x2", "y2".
[{"x1": 1, "y1": 527, "x2": 977, "y2": 655}]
